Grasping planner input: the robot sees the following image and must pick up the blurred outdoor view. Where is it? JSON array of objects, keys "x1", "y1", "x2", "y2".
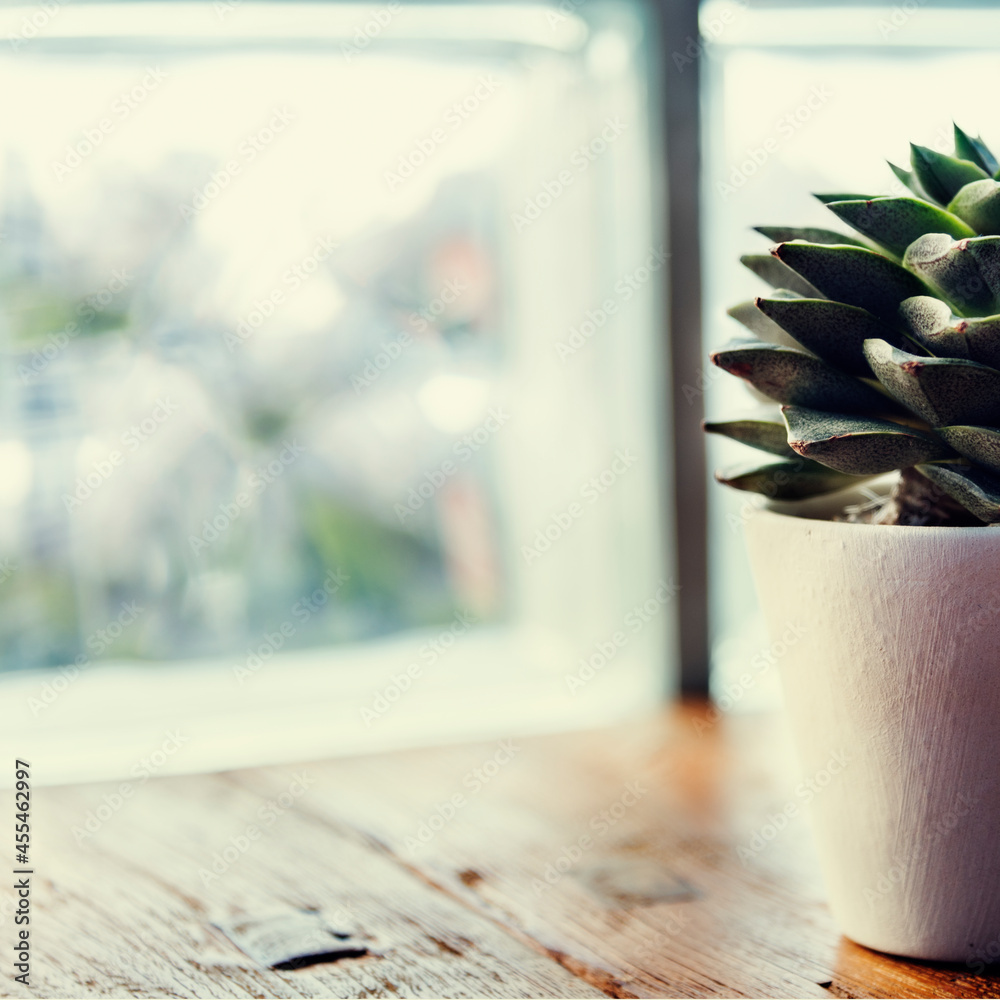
[
  {"x1": 0, "y1": 35, "x2": 521, "y2": 673},
  {"x1": 0, "y1": 2, "x2": 662, "y2": 695}
]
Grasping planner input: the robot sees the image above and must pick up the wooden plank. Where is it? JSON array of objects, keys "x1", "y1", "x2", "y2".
[
  {"x1": 2, "y1": 702, "x2": 998, "y2": 998},
  {"x1": 0, "y1": 767, "x2": 606, "y2": 998},
  {"x1": 225, "y1": 708, "x2": 828, "y2": 998},
  {"x1": 233, "y1": 703, "x2": 1000, "y2": 999}
]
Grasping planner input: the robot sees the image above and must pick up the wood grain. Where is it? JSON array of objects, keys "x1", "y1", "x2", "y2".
[{"x1": 0, "y1": 702, "x2": 997, "y2": 998}]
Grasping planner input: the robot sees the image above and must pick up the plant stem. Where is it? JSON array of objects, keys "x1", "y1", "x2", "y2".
[{"x1": 883, "y1": 467, "x2": 984, "y2": 526}]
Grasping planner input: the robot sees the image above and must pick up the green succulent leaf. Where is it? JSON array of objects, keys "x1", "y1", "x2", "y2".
[
  {"x1": 770, "y1": 242, "x2": 929, "y2": 322},
  {"x1": 814, "y1": 192, "x2": 876, "y2": 205},
  {"x1": 902, "y1": 234, "x2": 1000, "y2": 316},
  {"x1": 782, "y1": 405, "x2": 949, "y2": 475},
  {"x1": 888, "y1": 161, "x2": 933, "y2": 201},
  {"x1": 754, "y1": 226, "x2": 867, "y2": 248},
  {"x1": 715, "y1": 458, "x2": 862, "y2": 500},
  {"x1": 899, "y1": 295, "x2": 969, "y2": 357},
  {"x1": 704, "y1": 418, "x2": 797, "y2": 457},
  {"x1": 910, "y1": 144, "x2": 989, "y2": 205},
  {"x1": 713, "y1": 127, "x2": 1000, "y2": 520},
  {"x1": 936, "y1": 425, "x2": 1000, "y2": 474},
  {"x1": 741, "y1": 254, "x2": 823, "y2": 298},
  {"x1": 914, "y1": 462, "x2": 1000, "y2": 523},
  {"x1": 754, "y1": 296, "x2": 900, "y2": 377},
  {"x1": 727, "y1": 292, "x2": 804, "y2": 347},
  {"x1": 824, "y1": 197, "x2": 974, "y2": 259},
  {"x1": 710, "y1": 339, "x2": 898, "y2": 413},
  {"x1": 946, "y1": 179, "x2": 1000, "y2": 235},
  {"x1": 863, "y1": 337, "x2": 1000, "y2": 427},
  {"x1": 953, "y1": 124, "x2": 999, "y2": 176},
  {"x1": 899, "y1": 295, "x2": 1000, "y2": 367}
]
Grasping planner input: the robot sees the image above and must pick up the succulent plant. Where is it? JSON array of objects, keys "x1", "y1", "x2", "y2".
[{"x1": 707, "y1": 124, "x2": 1000, "y2": 526}]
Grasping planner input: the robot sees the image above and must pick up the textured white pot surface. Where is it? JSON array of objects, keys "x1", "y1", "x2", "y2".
[{"x1": 745, "y1": 507, "x2": 1000, "y2": 963}]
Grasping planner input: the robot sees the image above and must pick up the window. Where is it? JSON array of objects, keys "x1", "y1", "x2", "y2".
[{"x1": 0, "y1": 1, "x2": 672, "y2": 783}]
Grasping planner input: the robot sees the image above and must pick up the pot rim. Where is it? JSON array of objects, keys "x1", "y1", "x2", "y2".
[
  {"x1": 755, "y1": 504, "x2": 1000, "y2": 535},
  {"x1": 752, "y1": 478, "x2": 1000, "y2": 533}
]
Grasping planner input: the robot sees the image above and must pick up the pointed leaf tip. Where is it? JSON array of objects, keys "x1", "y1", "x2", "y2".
[
  {"x1": 910, "y1": 143, "x2": 989, "y2": 206},
  {"x1": 740, "y1": 253, "x2": 824, "y2": 298},
  {"x1": 953, "y1": 123, "x2": 1000, "y2": 176},
  {"x1": 754, "y1": 295, "x2": 900, "y2": 377},
  {"x1": 713, "y1": 339, "x2": 897, "y2": 414},
  {"x1": 704, "y1": 418, "x2": 797, "y2": 458},
  {"x1": 715, "y1": 458, "x2": 863, "y2": 500}
]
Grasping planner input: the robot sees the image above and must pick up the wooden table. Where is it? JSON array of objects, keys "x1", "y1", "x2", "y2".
[{"x1": 2, "y1": 701, "x2": 998, "y2": 999}]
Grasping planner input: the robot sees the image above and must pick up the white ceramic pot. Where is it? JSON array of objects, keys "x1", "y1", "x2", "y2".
[{"x1": 744, "y1": 503, "x2": 1000, "y2": 963}]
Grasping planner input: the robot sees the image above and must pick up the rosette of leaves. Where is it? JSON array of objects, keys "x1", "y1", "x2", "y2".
[{"x1": 707, "y1": 124, "x2": 1000, "y2": 525}]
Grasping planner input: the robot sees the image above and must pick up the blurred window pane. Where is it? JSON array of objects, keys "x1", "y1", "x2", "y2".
[{"x1": 0, "y1": 1, "x2": 670, "y2": 779}]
